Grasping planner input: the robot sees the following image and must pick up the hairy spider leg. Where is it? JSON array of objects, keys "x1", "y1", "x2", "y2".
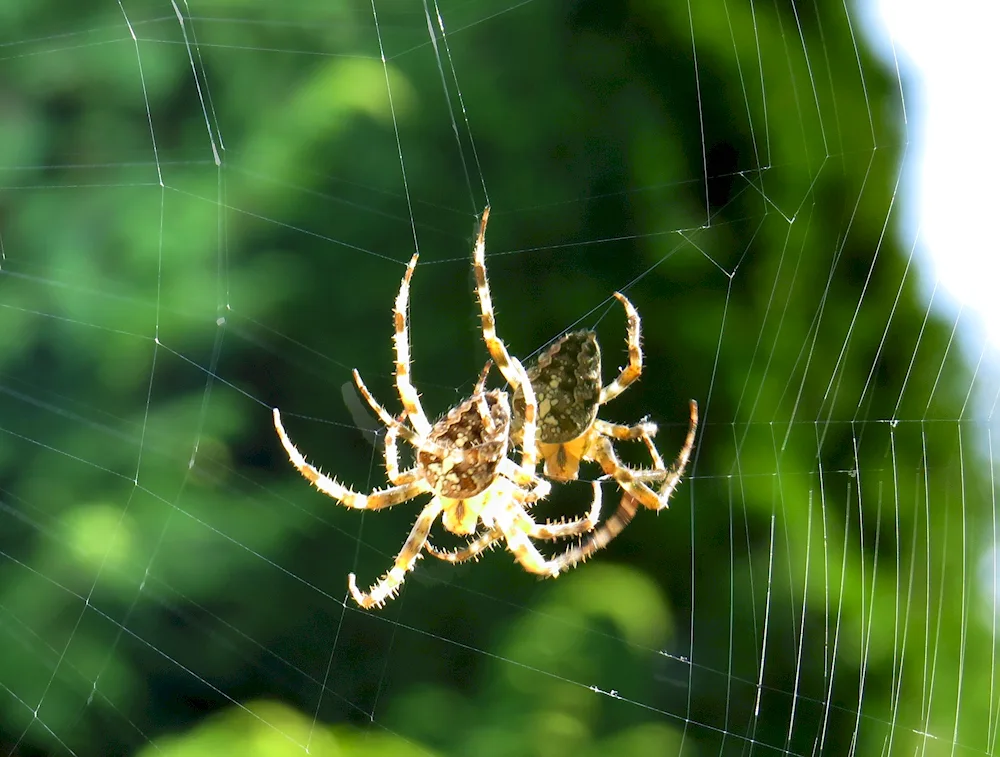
[
  {"x1": 381, "y1": 420, "x2": 421, "y2": 485},
  {"x1": 588, "y1": 399, "x2": 697, "y2": 510},
  {"x1": 426, "y1": 483, "x2": 602, "y2": 563},
  {"x1": 594, "y1": 418, "x2": 665, "y2": 478},
  {"x1": 352, "y1": 368, "x2": 463, "y2": 463},
  {"x1": 546, "y1": 492, "x2": 642, "y2": 574},
  {"x1": 348, "y1": 500, "x2": 444, "y2": 609},
  {"x1": 424, "y1": 528, "x2": 501, "y2": 563},
  {"x1": 494, "y1": 499, "x2": 621, "y2": 577},
  {"x1": 392, "y1": 253, "x2": 432, "y2": 436},
  {"x1": 471, "y1": 206, "x2": 541, "y2": 473},
  {"x1": 655, "y1": 399, "x2": 698, "y2": 504},
  {"x1": 599, "y1": 292, "x2": 644, "y2": 405},
  {"x1": 273, "y1": 408, "x2": 426, "y2": 509},
  {"x1": 470, "y1": 361, "x2": 498, "y2": 436}
]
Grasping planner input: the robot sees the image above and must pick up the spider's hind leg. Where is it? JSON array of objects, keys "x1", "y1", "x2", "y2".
[
  {"x1": 426, "y1": 481, "x2": 601, "y2": 565},
  {"x1": 526, "y1": 481, "x2": 602, "y2": 539}
]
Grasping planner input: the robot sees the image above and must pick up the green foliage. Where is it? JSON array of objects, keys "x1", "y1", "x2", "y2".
[
  {"x1": 387, "y1": 564, "x2": 685, "y2": 757},
  {"x1": 140, "y1": 699, "x2": 437, "y2": 757}
]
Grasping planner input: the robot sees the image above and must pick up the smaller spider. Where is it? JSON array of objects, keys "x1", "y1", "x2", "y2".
[
  {"x1": 274, "y1": 252, "x2": 595, "y2": 608},
  {"x1": 512, "y1": 295, "x2": 698, "y2": 506}
]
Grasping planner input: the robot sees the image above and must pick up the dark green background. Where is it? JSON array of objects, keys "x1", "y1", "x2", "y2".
[{"x1": 0, "y1": 1, "x2": 991, "y2": 755}]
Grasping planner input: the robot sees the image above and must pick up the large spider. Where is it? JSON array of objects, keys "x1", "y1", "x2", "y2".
[
  {"x1": 272, "y1": 252, "x2": 600, "y2": 608},
  {"x1": 426, "y1": 207, "x2": 698, "y2": 571}
]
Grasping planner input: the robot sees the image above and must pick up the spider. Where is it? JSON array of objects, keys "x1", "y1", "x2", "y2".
[
  {"x1": 272, "y1": 252, "x2": 601, "y2": 609},
  {"x1": 509, "y1": 292, "x2": 699, "y2": 505},
  {"x1": 425, "y1": 207, "x2": 698, "y2": 571}
]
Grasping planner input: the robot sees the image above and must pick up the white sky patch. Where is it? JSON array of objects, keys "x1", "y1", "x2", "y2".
[
  {"x1": 875, "y1": 0, "x2": 1000, "y2": 347},
  {"x1": 870, "y1": 0, "x2": 1000, "y2": 638}
]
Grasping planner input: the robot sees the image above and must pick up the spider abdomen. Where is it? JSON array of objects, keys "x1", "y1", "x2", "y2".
[
  {"x1": 420, "y1": 390, "x2": 511, "y2": 499},
  {"x1": 514, "y1": 330, "x2": 602, "y2": 444}
]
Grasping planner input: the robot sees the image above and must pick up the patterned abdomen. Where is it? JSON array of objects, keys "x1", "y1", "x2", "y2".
[
  {"x1": 420, "y1": 390, "x2": 511, "y2": 498},
  {"x1": 514, "y1": 330, "x2": 602, "y2": 444}
]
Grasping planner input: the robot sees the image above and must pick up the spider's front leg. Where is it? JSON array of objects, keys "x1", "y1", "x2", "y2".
[
  {"x1": 471, "y1": 206, "x2": 541, "y2": 473},
  {"x1": 391, "y1": 253, "x2": 433, "y2": 436},
  {"x1": 352, "y1": 369, "x2": 469, "y2": 466},
  {"x1": 349, "y1": 500, "x2": 444, "y2": 609},
  {"x1": 273, "y1": 408, "x2": 425, "y2": 509},
  {"x1": 382, "y1": 422, "x2": 420, "y2": 485},
  {"x1": 599, "y1": 292, "x2": 644, "y2": 405}
]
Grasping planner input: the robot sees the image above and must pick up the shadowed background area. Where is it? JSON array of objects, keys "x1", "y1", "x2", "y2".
[{"x1": 0, "y1": 1, "x2": 994, "y2": 756}]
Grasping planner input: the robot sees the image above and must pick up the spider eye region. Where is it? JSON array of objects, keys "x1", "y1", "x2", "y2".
[{"x1": 515, "y1": 330, "x2": 601, "y2": 443}]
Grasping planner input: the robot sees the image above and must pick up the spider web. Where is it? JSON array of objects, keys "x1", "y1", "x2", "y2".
[{"x1": 0, "y1": 1, "x2": 996, "y2": 756}]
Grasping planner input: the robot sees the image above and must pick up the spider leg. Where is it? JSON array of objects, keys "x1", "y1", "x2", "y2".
[
  {"x1": 599, "y1": 292, "x2": 643, "y2": 405},
  {"x1": 595, "y1": 418, "x2": 668, "y2": 480},
  {"x1": 472, "y1": 361, "x2": 493, "y2": 394},
  {"x1": 383, "y1": 422, "x2": 420, "y2": 485},
  {"x1": 425, "y1": 483, "x2": 599, "y2": 563},
  {"x1": 595, "y1": 418, "x2": 659, "y2": 443},
  {"x1": 392, "y1": 254, "x2": 433, "y2": 436},
  {"x1": 353, "y1": 369, "x2": 455, "y2": 461},
  {"x1": 273, "y1": 408, "x2": 426, "y2": 508},
  {"x1": 497, "y1": 458, "x2": 551, "y2": 501},
  {"x1": 590, "y1": 435, "x2": 664, "y2": 510},
  {"x1": 471, "y1": 206, "x2": 540, "y2": 473},
  {"x1": 545, "y1": 492, "x2": 641, "y2": 574},
  {"x1": 348, "y1": 499, "x2": 444, "y2": 609},
  {"x1": 527, "y1": 481, "x2": 602, "y2": 539},
  {"x1": 425, "y1": 528, "x2": 502, "y2": 563},
  {"x1": 591, "y1": 399, "x2": 698, "y2": 509},
  {"x1": 353, "y1": 368, "x2": 399, "y2": 428},
  {"x1": 655, "y1": 399, "x2": 698, "y2": 503},
  {"x1": 471, "y1": 361, "x2": 497, "y2": 436},
  {"x1": 494, "y1": 505, "x2": 568, "y2": 577}
]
